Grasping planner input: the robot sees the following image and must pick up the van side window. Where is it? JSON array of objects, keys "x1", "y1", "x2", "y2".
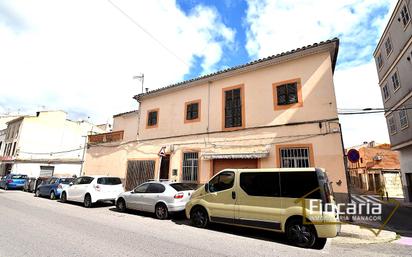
[
  {"x1": 240, "y1": 172, "x2": 280, "y2": 197},
  {"x1": 209, "y1": 171, "x2": 235, "y2": 192},
  {"x1": 280, "y1": 172, "x2": 321, "y2": 199}
]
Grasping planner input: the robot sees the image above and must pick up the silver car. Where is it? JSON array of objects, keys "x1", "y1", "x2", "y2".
[{"x1": 115, "y1": 181, "x2": 197, "y2": 219}]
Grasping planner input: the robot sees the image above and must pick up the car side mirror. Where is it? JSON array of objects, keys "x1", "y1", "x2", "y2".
[
  {"x1": 205, "y1": 183, "x2": 209, "y2": 192},
  {"x1": 69, "y1": 182, "x2": 73, "y2": 186}
]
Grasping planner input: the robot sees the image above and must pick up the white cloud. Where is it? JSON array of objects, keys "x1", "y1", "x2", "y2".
[
  {"x1": 0, "y1": 0, "x2": 235, "y2": 122},
  {"x1": 244, "y1": 0, "x2": 395, "y2": 146},
  {"x1": 334, "y1": 62, "x2": 389, "y2": 147},
  {"x1": 245, "y1": 0, "x2": 396, "y2": 59}
]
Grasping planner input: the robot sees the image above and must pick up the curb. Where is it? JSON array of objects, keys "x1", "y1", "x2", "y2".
[{"x1": 332, "y1": 224, "x2": 398, "y2": 244}]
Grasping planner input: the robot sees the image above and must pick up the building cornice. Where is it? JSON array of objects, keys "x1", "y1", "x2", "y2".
[{"x1": 134, "y1": 38, "x2": 339, "y2": 102}]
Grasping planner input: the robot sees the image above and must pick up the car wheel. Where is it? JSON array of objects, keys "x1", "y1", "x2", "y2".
[
  {"x1": 116, "y1": 198, "x2": 126, "y2": 212},
  {"x1": 286, "y1": 218, "x2": 317, "y2": 248},
  {"x1": 83, "y1": 194, "x2": 92, "y2": 208},
  {"x1": 4, "y1": 184, "x2": 8, "y2": 190},
  {"x1": 155, "y1": 203, "x2": 169, "y2": 220},
  {"x1": 190, "y1": 206, "x2": 209, "y2": 228},
  {"x1": 50, "y1": 191, "x2": 56, "y2": 200},
  {"x1": 35, "y1": 189, "x2": 40, "y2": 197},
  {"x1": 61, "y1": 192, "x2": 67, "y2": 203}
]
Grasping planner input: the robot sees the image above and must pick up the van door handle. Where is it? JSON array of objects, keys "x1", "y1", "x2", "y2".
[{"x1": 232, "y1": 191, "x2": 236, "y2": 200}]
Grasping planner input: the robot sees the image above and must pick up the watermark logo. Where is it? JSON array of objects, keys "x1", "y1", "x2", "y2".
[{"x1": 295, "y1": 187, "x2": 400, "y2": 236}]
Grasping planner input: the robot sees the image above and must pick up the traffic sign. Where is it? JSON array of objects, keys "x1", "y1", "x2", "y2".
[
  {"x1": 158, "y1": 146, "x2": 166, "y2": 157},
  {"x1": 347, "y1": 149, "x2": 360, "y2": 163}
]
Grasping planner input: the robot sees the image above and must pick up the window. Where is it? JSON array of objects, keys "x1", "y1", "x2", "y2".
[
  {"x1": 185, "y1": 100, "x2": 201, "y2": 123},
  {"x1": 146, "y1": 183, "x2": 165, "y2": 193},
  {"x1": 73, "y1": 178, "x2": 82, "y2": 185},
  {"x1": 97, "y1": 177, "x2": 122, "y2": 185},
  {"x1": 388, "y1": 115, "x2": 397, "y2": 134},
  {"x1": 240, "y1": 172, "x2": 280, "y2": 197},
  {"x1": 170, "y1": 183, "x2": 199, "y2": 191},
  {"x1": 384, "y1": 37, "x2": 393, "y2": 56},
  {"x1": 382, "y1": 84, "x2": 390, "y2": 100},
  {"x1": 134, "y1": 183, "x2": 149, "y2": 193},
  {"x1": 146, "y1": 109, "x2": 159, "y2": 128},
  {"x1": 79, "y1": 176, "x2": 94, "y2": 184},
  {"x1": 280, "y1": 172, "x2": 321, "y2": 199},
  {"x1": 401, "y1": 4, "x2": 410, "y2": 27},
  {"x1": 208, "y1": 171, "x2": 235, "y2": 192},
  {"x1": 182, "y1": 152, "x2": 198, "y2": 182},
  {"x1": 273, "y1": 79, "x2": 303, "y2": 110},
  {"x1": 11, "y1": 142, "x2": 16, "y2": 156},
  {"x1": 399, "y1": 108, "x2": 409, "y2": 129},
  {"x1": 377, "y1": 53, "x2": 383, "y2": 69},
  {"x1": 278, "y1": 146, "x2": 312, "y2": 168},
  {"x1": 391, "y1": 71, "x2": 400, "y2": 91},
  {"x1": 223, "y1": 85, "x2": 243, "y2": 129}
]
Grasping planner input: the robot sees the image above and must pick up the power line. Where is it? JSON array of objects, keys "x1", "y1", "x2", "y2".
[
  {"x1": 107, "y1": 0, "x2": 190, "y2": 68},
  {"x1": 338, "y1": 106, "x2": 412, "y2": 115}
]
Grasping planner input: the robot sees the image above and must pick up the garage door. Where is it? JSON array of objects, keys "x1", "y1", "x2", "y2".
[{"x1": 213, "y1": 159, "x2": 258, "y2": 175}]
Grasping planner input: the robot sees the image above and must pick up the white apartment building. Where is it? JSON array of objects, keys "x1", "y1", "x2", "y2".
[{"x1": 0, "y1": 111, "x2": 104, "y2": 177}]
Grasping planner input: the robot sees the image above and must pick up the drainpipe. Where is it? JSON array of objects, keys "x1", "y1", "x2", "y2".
[{"x1": 338, "y1": 122, "x2": 352, "y2": 204}]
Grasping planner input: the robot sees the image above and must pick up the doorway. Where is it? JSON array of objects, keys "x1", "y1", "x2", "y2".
[{"x1": 159, "y1": 155, "x2": 170, "y2": 180}]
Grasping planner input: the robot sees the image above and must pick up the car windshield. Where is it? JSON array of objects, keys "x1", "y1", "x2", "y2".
[
  {"x1": 12, "y1": 175, "x2": 28, "y2": 179},
  {"x1": 59, "y1": 178, "x2": 74, "y2": 184},
  {"x1": 170, "y1": 183, "x2": 199, "y2": 191},
  {"x1": 97, "y1": 177, "x2": 122, "y2": 185}
]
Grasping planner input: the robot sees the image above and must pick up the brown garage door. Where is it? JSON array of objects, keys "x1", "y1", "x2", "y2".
[{"x1": 213, "y1": 159, "x2": 258, "y2": 175}]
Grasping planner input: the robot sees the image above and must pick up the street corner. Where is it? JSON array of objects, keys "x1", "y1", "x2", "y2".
[{"x1": 332, "y1": 224, "x2": 398, "y2": 244}]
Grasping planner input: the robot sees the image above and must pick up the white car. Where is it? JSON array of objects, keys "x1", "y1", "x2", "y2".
[
  {"x1": 61, "y1": 176, "x2": 124, "y2": 208},
  {"x1": 115, "y1": 181, "x2": 197, "y2": 219}
]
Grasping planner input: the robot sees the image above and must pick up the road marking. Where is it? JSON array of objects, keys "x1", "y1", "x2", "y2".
[
  {"x1": 351, "y1": 195, "x2": 382, "y2": 205},
  {"x1": 360, "y1": 195, "x2": 382, "y2": 205}
]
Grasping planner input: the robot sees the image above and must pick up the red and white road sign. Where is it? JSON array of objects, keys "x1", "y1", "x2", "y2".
[{"x1": 158, "y1": 146, "x2": 166, "y2": 157}]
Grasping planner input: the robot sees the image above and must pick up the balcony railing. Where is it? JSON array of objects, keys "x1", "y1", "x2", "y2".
[{"x1": 88, "y1": 130, "x2": 124, "y2": 144}]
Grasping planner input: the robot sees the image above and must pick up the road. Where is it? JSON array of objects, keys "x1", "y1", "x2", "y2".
[
  {"x1": 1, "y1": 190, "x2": 411, "y2": 257},
  {"x1": 351, "y1": 194, "x2": 412, "y2": 237}
]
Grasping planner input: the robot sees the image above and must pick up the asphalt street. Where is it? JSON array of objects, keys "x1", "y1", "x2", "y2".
[{"x1": 1, "y1": 190, "x2": 411, "y2": 257}]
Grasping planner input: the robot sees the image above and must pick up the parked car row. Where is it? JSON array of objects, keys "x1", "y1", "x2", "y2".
[{"x1": 0, "y1": 168, "x2": 340, "y2": 249}]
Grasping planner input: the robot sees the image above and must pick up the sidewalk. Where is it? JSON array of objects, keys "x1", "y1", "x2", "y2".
[{"x1": 332, "y1": 224, "x2": 398, "y2": 244}]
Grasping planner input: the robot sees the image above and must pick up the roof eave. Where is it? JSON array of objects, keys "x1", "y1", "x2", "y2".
[{"x1": 135, "y1": 38, "x2": 339, "y2": 102}]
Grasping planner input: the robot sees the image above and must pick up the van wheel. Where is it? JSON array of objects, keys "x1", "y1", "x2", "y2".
[
  {"x1": 61, "y1": 192, "x2": 67, "y2": 203},
  {"x1": 116, "y1": 198, "x2": 126, "y2": 212},
  {"x1": 190, "y1": 207, "x2": 209, "y2": 228},
  {"x1": 286, "y1": 218, "x2": 317, "y2": 248},
  {"x1": 50, "y1": 191, "x2": 56, "y2": 200},
  {"x1": 84, "y1": 194, "x2": 92, "y2": 208},
  {"x1": 155, "y1": 203, "x2": 168, "y2": 220}
]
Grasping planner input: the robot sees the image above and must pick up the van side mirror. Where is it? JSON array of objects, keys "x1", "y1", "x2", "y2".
[{"x1": 205, "y1": 183, "x2": 209, "y2": 192}]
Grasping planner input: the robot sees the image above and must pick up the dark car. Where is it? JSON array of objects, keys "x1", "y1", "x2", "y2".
[
  {"x1": 23, "y1": 177, "x2": 37, "y2": 192},
  {"x1": 0, "y1": 174, "x2": 28, "y2": 190},
  {"x1": 35, "y1": 177, "x2": 74, "y2": 200}
]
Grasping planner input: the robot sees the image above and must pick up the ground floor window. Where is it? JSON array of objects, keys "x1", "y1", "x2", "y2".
[
  {"x1": 182, "y1": 152, "x2": 198, "y2": 182},
  {"x1": 279, "y1": 147, "x2": 311, "y2": 168}
]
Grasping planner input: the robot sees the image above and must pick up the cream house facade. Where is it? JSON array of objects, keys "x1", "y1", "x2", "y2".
[
  {"x1": 0, "y1": 111, "x2": 103, "y2": 177},
  {"x1": 84, "y1": 38, "x2": 349, "y2": 202}
]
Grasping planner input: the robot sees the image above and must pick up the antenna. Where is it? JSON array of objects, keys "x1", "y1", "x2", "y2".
[{"x1": 133, "y1": 73, "x2": 145, "y2": 94}]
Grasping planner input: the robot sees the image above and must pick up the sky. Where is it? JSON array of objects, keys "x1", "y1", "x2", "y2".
[{"x1": 0, "y1": 0, "x2": 397, "y2": 147}]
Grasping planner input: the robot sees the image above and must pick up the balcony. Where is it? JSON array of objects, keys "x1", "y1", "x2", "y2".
[{"x1": 88, "y1": 130, "x2": 124, "y2": 144}]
